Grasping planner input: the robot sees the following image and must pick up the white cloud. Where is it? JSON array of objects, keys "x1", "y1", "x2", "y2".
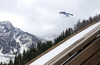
[
  {"x1": 17, "y1": 0, "x2": 36, "y2": 7},
  {"x1": 0, "y1": 12, "x2": 26, "y2": 28},
  {"x1": 0, "y1": 0, "x2": 100, "y2": 37}
]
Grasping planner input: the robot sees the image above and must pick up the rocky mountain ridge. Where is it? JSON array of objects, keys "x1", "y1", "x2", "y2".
[{"x1": 0, "y1": 21, "x2": 40, "y2": 55}]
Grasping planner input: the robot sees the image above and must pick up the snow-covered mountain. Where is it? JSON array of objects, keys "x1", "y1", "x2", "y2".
[
  {"x1": 43, "y1": 34, "x2": 58, "y2": 41},
  {"x1": 0, "y1": 21, "x2": 40, "y2": 55}
]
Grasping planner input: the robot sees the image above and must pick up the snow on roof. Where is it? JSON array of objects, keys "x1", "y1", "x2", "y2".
[{"x1": 30, "y1": 22, "x2": 100, "y2": 65}]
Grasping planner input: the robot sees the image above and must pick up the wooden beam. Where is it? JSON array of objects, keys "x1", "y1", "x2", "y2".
[{"x1": 65, "y1": 38, "x2": 100, "y2": 65}]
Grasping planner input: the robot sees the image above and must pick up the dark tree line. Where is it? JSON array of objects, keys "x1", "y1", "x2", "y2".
[
  {"x1": 54, "y1": 28, "x2": 73, "y2": 44},
  {"x1": 74, "y1": 15, "x2": 100, "y2": 32},
  {"x1": 1, "y1": 14, "x2": 100, "y2": 65}
]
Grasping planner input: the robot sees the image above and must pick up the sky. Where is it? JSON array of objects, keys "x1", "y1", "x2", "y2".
[{"x1": 0, "y1": 0, "x2": 100, "y2": 37}]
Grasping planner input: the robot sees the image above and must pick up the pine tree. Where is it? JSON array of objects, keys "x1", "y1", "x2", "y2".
[
  {"x1": 89, "y1": 17, "x2": 93, "y2": 24},
  {"x1": 18, "y1": 53, "x2": 23, "y2": 65},
  {"x1": 14, "y1": 56, "x2": 18, "y2": 65},
  {"x1": 36, "y1": 42, "x2": 42, "y2": 55},
  {"x1": 42, "y1": 42, "x2": 46, "y2": 52},
  {"x1": 8, "y1": 59, "x2": 13, "y2": 65},
  {"x1": 22, "y1": 50, "x2": 27, "y2": 64},
  {"x1": 0, "y1": 62, "x2": 2, "y2": 65},
  {"x1": 46, "y1": 41, "x2": 53, "y2": 49}
]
